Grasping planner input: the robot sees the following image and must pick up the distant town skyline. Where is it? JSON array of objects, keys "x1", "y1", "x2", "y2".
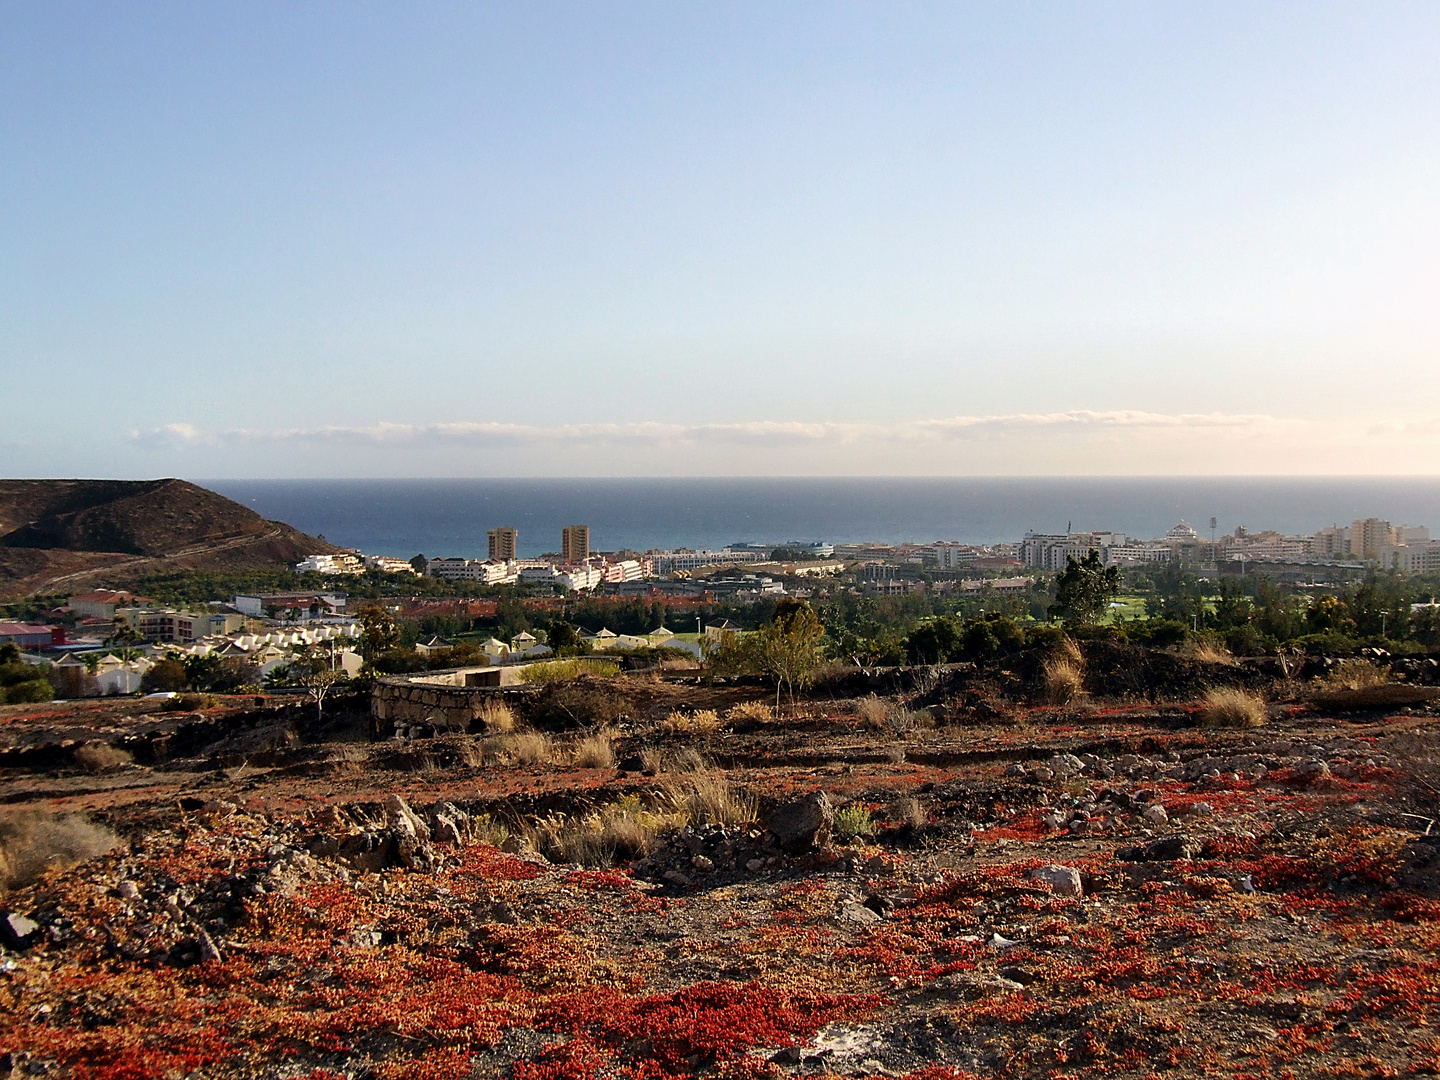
[{"x1": 3, "y1": 4, "x2": 1438, "y2": 477}]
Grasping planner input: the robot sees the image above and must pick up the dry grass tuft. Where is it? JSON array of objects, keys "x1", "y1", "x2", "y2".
[
  {"x1": 1041, "y1": 657, "x2": 1086, "y2": 705},
  {"x1": 1185, "y1": 639, "x2": 1236, "y2": 666},
  {"x1": 74, "y1": 742, "x2": 132, "y2": 774},
  {"x1": 663, "y1": 709, "x2": 722, "y2": 736},
  {"x1": 1200, "y1": 687, "x2": 1268, "y2": 728},
  {"x1": 529, "y1": 796, "x2": 680, "y2": 866},
  {"x1": 885, "y1": 745, "x2": 906, "y2": 765},
  {"x1": 1, "y1": 809, "x2": 121, "y2": 892},
  {"x1": 571, "y1": 731, "x2": 615, "y2": 769},
  {"x1": 659, "y1": 773, "x2": 758, "y2": 828},
  {"x1": 457, "y1": 738, "x2": 486, "y2": 768},
  {"x1": 468, "y1": 812, "x2": 510, "y2": 848},
  {"x1": 726, "y1": 700, "x2": 774, "y2": 723},
  {"x1": 502, "y1": 731, "x2": 553, "y2": 766},
  {"x1": 476, "y1": 698, "x2": 517, "y2": 733}
]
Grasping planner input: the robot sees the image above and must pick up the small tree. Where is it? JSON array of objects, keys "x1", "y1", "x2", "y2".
[
  {"x1": 300, "y1": 668, "x2": 346, "y2": 723},
  {"x1": 755, "y1": 601, "x2": 826, "y2": 709},
  {"x1": 357, "y1": 604, "x2": 400, "y2": 658},
  {"x1": 1050, "y1": 549, "x2": 1121, "y2": 626}
]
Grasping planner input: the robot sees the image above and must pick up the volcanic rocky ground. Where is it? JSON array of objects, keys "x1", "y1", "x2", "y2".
[{"x1": 3, "y1": 653, "x2": 1440, "y2": 1079}]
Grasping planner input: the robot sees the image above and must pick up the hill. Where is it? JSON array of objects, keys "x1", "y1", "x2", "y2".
[{"x1": 0, "y1": 478, "x2": 338, "y2": 599}]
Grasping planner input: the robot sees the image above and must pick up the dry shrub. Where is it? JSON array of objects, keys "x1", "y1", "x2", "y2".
[
  {"x1": 895, "y1": 795, "x2": 926, "y2": 828},
  {"x1": 1321, "y1": 658, "x2": 1390, "y2": 691},
  {"x1": 477, "y1": 699, "x2": 516, "y2": 733},
  {"x1": 74, "y1": 742, "x2": 132, "y2": 773},
  {"x1": 726, "y1": 700, "x2": 774, "y2": 723},
  {"x1": 856, "y1": 694, "x2": 891, "y2": 732},
  {"x1": 1200, "y1": 687, "x2": 1267, "y2": 728},
  {"x1": 572, "y1": 731, "x2": 615, "y2": 769},
  {"x1": 503, "y1": 731, "x2": 553, "y2": 765},
  {"x1": 659, "y1": 773, "x2": 758, "y2": 827},
  {"x1": 1, "y1": 809, "x2": 121, "y2": 892},
  {"x1": 1184, "y1": 639, "x2": 1235, "y2": 666},
  {"x1": 664, "y1": 709, "x2": 721, "y2": 736}
]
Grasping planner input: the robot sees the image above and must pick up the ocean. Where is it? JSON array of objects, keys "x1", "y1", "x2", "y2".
[{"x1": 200, "y1": 477, "x2": 1440, "y2": 561}]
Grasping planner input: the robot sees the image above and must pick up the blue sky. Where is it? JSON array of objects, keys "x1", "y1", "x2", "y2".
[{"x1": 3, "y1": 3, "x2": 1438, "y2": 477}]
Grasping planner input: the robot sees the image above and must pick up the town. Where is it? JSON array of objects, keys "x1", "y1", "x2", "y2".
[{"x1": 2, "y1": 513, "x2": 1439, "y2": 706}]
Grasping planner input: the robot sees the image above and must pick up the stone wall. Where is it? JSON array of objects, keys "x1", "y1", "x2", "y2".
[{"x1": 371, "y1": 666, "x2": 531, "y2": 733}]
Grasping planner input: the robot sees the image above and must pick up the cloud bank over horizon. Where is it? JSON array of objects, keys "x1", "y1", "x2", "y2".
[{"x1": 114, "y1": 410, "x2": 1440, "y2": 478}]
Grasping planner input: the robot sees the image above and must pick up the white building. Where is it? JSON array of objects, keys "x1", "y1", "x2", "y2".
[
  {"x1": 295, "y1": 554, "x2": 365, "y2": 575},
  {"x1": 427, "y1": 558, "x2": 519, "y2": 585},
  {"x1": 365, "y1": 555, "x2": 416, "y2": 574}
]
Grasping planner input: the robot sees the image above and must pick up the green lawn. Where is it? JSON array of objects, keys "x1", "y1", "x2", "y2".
[{"x1": 1101, "y1": 592, "x2": 1149, "y2": 624}]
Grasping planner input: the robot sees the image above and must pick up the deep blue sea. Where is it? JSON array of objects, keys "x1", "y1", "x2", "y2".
[{"x1": 201, "y1": 477, "x2": 1440, "y2": 561}]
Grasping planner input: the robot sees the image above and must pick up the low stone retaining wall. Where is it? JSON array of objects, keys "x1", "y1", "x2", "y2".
[{"x1": 371, "y1": 666, "x2": 532, "y2": 733}]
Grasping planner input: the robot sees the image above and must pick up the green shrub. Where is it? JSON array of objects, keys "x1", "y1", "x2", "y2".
[{"x1": 834, "y1": 803, "x2": 876, "y2": 843}]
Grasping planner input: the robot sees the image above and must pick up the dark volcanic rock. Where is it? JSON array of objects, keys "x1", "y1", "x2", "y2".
[
  {"x1": 1118, "y1": 834, "x2": 1204, "y2": 862},
  {"x1": 766, "y1": 792, "x2": 834, "y2": 853}
]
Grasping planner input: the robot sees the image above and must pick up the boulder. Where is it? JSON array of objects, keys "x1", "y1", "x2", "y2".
[
  {"x1": 1, "y1": 912, "x2": 41, "y2": 951},
  {"x1": 1118, "y1": 834, "x2": 1203, "y2": 862},
  {"x1": 385, "y1": 795, "x2": 431, "y2": 843},
  {"x1": 1030, "y1": 864, "x2": 1084, "y2": 898},
  {"x1": 766, "y1": 792, "x2": 834, "y2": 853}
]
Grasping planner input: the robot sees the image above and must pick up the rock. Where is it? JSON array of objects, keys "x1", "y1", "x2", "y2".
[
  {"x1": 201, "y1": 799, "x2": 237, "y2": 820},
  {"x1": 766, "y1": 792, "x2": 834, "y2": 853},
  {"x1": 196, "y1": 929, "x2": 223, "y2": 963},
  {"x1": 384, "y1": 795, "x2": 431, "y2": 843},
  {"x1": 745, "y1": 858, "x2": 764, "y2": 872},
  {"x1": 432, "y1": 815, "x2": 464, "y2": 846},
  {"x1": 1030, "y1": 864, "x2": 1084, "y2": 898},
  {"x1": 1294, "y1": 759, "x2": 1331, "y2": 782},
  {"x1": 1142, "y1": 804, "x2": 1169, "y2": 826},
  {"x1": 989, "y1": 932, "x2": 1020, "y2": 949},
  {"x1": 1118, "y1": 834, "x2": 1204, "y2": 862},
  {"x1": 1041, "y1": 812, "x2": 1065, "y2": 831},
  {"x1": 1, "y1": 912, "x2": 41, "y2": 950},
  {"x1": 117, "y1": 880, "x2": 141, "y2": 900},
  {"x1": 1188, "y1": 802, "x2": 1215, "y2": 817},
  {"x1": 1031, "y1": 767, "x2": 1054, "y2": 782},
  {"x1": 1050, "y1": 754, "x2": 1084, "y2": 779},
  {"x1": 1004, "y1": 763, "x2": 1028, "y2": 777},
  {"x1": 838, "y1": 901, "x2": 882, "y2": 925},
  {"x1": 662, "y1": 869, "x2": 691, "y2": 887},
  {"x1": 691, "y1": 855, "x2": 714, "y2": 872}
]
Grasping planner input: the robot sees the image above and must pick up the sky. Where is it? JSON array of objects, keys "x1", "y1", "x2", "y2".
[{"x1": 2, "y1": 2, "x2": 1439, "y2": 478}]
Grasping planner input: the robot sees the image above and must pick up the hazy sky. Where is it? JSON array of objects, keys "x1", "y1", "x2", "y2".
[{"x1": 3, "y1": 3, "x2": 1439, "y2": 477}]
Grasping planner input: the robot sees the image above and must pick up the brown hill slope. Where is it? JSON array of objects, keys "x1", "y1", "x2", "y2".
[{"x1": 0, "y1": 478, "x2": 338, "y2": 599}]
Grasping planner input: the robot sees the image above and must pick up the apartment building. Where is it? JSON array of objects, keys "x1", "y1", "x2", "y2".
[
  {"x1": 488, "y1": 527, "x2": 518, "y2": 562},
  {"x1": 561, "y1": 525, "x2": 590, "y2": 564}
]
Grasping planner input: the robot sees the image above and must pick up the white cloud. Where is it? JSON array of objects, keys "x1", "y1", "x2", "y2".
[
  {"x1": 130, "y1": 410, "x2": 1287, "y2": 450},
  {"x1": 122, "y1": 410, "x2": 1440, "y2": 476}
]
